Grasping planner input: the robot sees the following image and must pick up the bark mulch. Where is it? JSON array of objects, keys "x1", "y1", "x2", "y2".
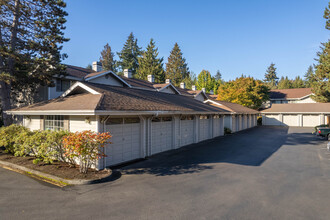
[{"x1": 0, "y1": 149, "x2": 110, "y2": 180}]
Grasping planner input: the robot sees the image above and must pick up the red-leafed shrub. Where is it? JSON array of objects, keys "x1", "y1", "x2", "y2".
[{"x1": 62, "y1": 131, "x2": 112, "y2": 173}]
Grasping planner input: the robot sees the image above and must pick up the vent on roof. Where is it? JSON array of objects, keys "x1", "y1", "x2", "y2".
[
  {"x1": 210, "y1": 90, "x2": 214, "y2": 95},
  {"x1": 147, "y1": 75, "x2": 155, "y2": 83},
  {"x1": 165, "y1": 79, "x2": 171, "y2": 84},
  {"x1": 192, "y1": 85, "x2": 196, "y2": 91},
  {"x1": 124, "y1": 69, "x2": 133, "y2": 78},
  {"x1": 92, "y1": 61, "x2": 102, "y2": 72},
  {"x1": 180, "y1": 82, "x2": 185, "y2": 89},
  {"x1": 202, "y1": 88, "x2": 206, "y2": 93}
]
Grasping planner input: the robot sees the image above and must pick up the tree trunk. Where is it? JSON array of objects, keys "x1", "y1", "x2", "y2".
[{"x1": 0, "y1": 0, "x2": 20, "y2": 126}]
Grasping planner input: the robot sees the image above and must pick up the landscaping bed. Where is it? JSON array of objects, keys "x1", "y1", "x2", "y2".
[{"x1": 0, "y1": 148, "x2": 110, "y2": 180}]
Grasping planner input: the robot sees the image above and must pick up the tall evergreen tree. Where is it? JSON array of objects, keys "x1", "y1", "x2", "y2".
[
  {"x1": 0, "y1": 0, "x2": 69, "y2": 125},
  {"x1": 165, "y1": 43, "x2": 190, "y2": 86},
  {"x1": 136, "y1": 39, "x2": 165, "y2": 83},
  {"x1": 100, "y1": 43, "x2": 116, "y2": 72},
  {"x1": 292, "y1": 76, "x2": 305, "y2": 88},
  {"x1": 196, "y1": 70, "x2": 214, "y2": 93},
  {"x1": 264, "y1": 63, "x2": 279, "y2": 89},
  {"x1": 277, "y1": 76, "x2": 293, "y2": 89},
  {"x1": 304, "y1": 65, "x2": 314, "y2": 87},
  {"x1": 117, "y1": 32, "x2": 142, "y2": 75},
  {"x1": 312, "y1": 2, "x2": 330, "y2": 102},
  {"x1": 86, "y1": 64, "x2": 92, "y2": 70},
  {"x1": 215, "y1": 70, "x2": 222, "y2": 81}
]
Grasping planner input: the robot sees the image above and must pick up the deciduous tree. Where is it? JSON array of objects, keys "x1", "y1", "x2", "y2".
[
  {"x1": 196, "y1": 70, "x2": 214, "y2": 93},
  {"x1": 217, "y1": 76, "x2": 269, "y2": 109}
]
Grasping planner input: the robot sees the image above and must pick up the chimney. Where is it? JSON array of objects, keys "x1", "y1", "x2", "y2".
[
  {"x1": 180, "y1": 82, "x2": 185, "y2": 89},
  {"x1": 165, "y1": 79, "x2": 171, "y2": 84},
  {"x1": 92, "y1": 61, "x2": 102, "y2": 72},
  {"x1": 147, "y1": 75, "x2": 155, "y2": 83},
  {"x1": 202, "y1": 88, "x2": 206, "y2": 93},
  {"x1": 210, "y1": 90, "x2": 214, "y2": 95},
  {"x1": 192, "y1": 85, "x2": 196, "y2": 91},
  {"x1": 124, "y1": 69, "x2": 132, "y2": 78}
]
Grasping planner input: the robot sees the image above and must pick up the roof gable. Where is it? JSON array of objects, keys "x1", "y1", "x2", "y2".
[
  {"x1": 84, "y1": 71, "x2": 131, "y2": 87},
  {"x1": 269, "y1": 88, "x2": 313, "y2": 100}
]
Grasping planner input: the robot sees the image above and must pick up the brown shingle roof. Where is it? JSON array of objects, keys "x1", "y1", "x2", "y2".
[
  {"x1": 86, "y1": 83, "x2": 229, "y2": 112},
  {"x1": 65, "y1": 65, "x2": 94, "y2": 78},
  {"x1": 209, "y1": 100, "x2": 259, "y2": 114},
  {"x1": 9, "y1": 93, "x2": 102, "y2": 111},
  {"x1": 120, "y1": 76, "x2": 155, "y2": 90},
  {"x1": 84, "y1": 70, "x2": 109, "y2": 79},
  {"x1": 9, "y1": 83, "x2": 231, "y2": 114},
  {"x1": 261, "y1": 103, "x2": 330, "y2": 113},
  {"x1": 269, "y1": 88, "x2": 313, "y2": 99}
]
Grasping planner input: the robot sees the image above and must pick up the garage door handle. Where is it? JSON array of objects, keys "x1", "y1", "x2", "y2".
[{"x1": 122, "y1": 138, "x2": 125, "y2": 141}]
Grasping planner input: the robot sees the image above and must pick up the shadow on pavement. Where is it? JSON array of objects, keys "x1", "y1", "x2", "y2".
[{"x1": 115, "y1": 126, "x2": 311, "y2": 176}]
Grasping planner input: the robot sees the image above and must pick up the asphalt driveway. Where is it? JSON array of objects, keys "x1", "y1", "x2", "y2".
[{"x1": 1, "y1": 126, "x2": 330, "y2": 220}]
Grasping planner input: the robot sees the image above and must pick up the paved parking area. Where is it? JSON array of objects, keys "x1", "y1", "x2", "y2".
[{"x1": 1, "y1": 126, "x2": 330, "y2": 220}]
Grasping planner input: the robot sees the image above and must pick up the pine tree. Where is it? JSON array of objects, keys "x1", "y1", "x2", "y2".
[
  {"x1": 277, "y1": 76, "x2": 293, "y2": 89},
  {"x1": 100, "y1": 43, "x2": 116, "y2": 72},
  {"x1": 117, "y1": 32, "x2": 142, "y2": 75},
  {"x1": 86, "y1": 64, "x2": 92, "y2": 70},
  {"x1": 264, "y1": 63, "x2": 279, "y2": 89},
  {"x1": 292, "y1": 76, "x2": 305, "y2": 88},
  {"x1": 312, "y1": 41, "x2": 330, "y2": 102},
  {"x1": 304, "y1": 65, "x2": 314, "y2": 88},
  {"x1": 312, "y1": 2, "x2": 330, "y2": 102},
  {"x1": 0, "y1": 0, "x2": 69, "y2": 125},
  {"x1": 196, "y1": 70, "x2": 215, "y2": 93},
  {"x1": 165, "y1": 43, "x2": 190, "y2": 86},
  {"x1": 215, "y1": 70, "x2": 222, "y2": 81},
  {"x1": 136, "y1": 39, "x2": 165, "y2": 83}
]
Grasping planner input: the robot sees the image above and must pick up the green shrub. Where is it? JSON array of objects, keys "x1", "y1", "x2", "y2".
[
  {"x1": 224, "y1": 127, "x2": 232, "y2": 134},
  {"x1": 257, "y1": 116, "x2": 262, "y2": 126},
  {"x1": 0, "y1": 125, "x2": 30, "y2": 154}
]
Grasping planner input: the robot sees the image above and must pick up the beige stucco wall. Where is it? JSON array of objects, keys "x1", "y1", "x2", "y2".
[
  {"x1": 69, "y1": 116, "x2": 98, "y2": 132},
  {"x1": 23, "y1": 116, "x2": 41, "y2": 130}
]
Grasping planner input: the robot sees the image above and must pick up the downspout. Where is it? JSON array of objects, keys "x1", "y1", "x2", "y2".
[{"x1": 102, "y1": 115, "x2": 111, "y2": 169}]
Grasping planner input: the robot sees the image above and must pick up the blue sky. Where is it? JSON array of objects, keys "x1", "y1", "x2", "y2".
[{"x1": 62, "y1": 0, "x2": 329, "y2": 81}]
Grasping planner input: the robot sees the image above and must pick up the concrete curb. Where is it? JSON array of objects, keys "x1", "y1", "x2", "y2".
[{"x1": 0, "y1": 160, "x2": 112, "y2": 186}]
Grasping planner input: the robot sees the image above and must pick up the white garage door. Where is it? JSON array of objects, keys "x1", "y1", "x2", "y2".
[
  {"x1": 199, "y1": 115, "x2": 211, "y2": 141},
  {"x1": 264, "y1": 115, "x2": 281, "y2": 126},
  {"x1": 213, "y1": 115, "x2": 222, "y2": 137},
  {"x1": 151, "y1": 117, "x2": 173, "y2": 155},
  {"x1": 283, "y1": 115, "x2": 299, "y2": 126},
  {"x1": 105, "y1": 117, "x2": 141, "y2": 166},
  {"x1": 180, "y1": 115, "x2": 195, "y2": 147},
  {"x1": 302, "y1": 115, "x2": 320, "y2": 127}
]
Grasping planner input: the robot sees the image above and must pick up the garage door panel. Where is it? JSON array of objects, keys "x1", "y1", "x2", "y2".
[
  {"x1": 264, "y1": 115, "x2": 281, "y2": 126},
  {"x1": 105, "y1": 118, "x2": 141, "y2": 166},
  {"x1": 180, "y1": 118, "x2": 194, "y2": 147},
  {"x1": 283, "y1": 115, "x2": 299, "y2": 127},
  {"x1": 303, "y1": 115, "x2": 319, "y2": 127},
  {"x1": 151, "y1": 118, "x2": 173, "y2": 155}
]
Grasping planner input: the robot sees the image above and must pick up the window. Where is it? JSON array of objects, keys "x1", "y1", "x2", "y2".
[
  {"x1": 44, "y1": 115, "x2": 64, "y2": 131},
  {"x1": 181, "y1": 115, "x2": 194, "y2": 120},
  {"x1": 56, "y1": 79, "x2": 71, "y2": 92},
  {"x1": 200, "y1": 115, "x2": 209, "y2": 120},
  {"x1": 152, "y1": 117, "x2": 172, "y2": 122}
]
